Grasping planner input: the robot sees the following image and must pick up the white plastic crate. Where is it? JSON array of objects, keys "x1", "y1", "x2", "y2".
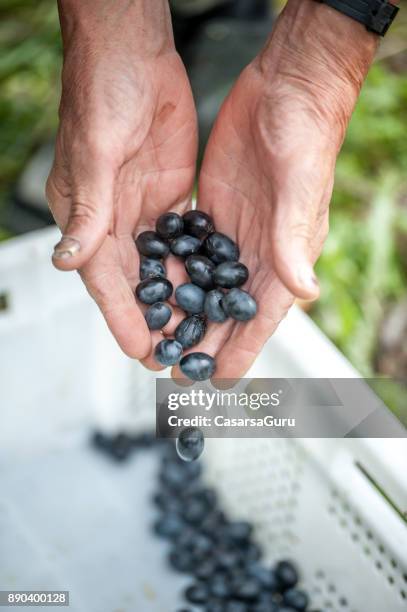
[{"x1": 0, "y1": 227, "x2": 406, "y2": 612}]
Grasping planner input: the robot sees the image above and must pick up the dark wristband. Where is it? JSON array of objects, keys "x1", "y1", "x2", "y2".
[{"x1": 316, "y1": 0, "x2": 399, "y2": 35}]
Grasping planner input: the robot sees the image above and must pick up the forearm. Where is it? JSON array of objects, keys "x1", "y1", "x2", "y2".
[
  {"x1": 56, "y1": 0, "x2": 175, "y2": 127},
  {"x1": 258, "y1": 0, "x2": 386, "y2": 145},
  {"x1": 57, "y1": 0, "x2": 174, "y2": 57}
]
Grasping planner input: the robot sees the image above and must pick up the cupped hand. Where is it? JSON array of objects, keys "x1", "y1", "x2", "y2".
[
  {"x1": 47, "y1": 27, "x2": 198, "y2": 359},
  {"x1": 175, "y1": 0, "x2": 377, "y2": 380}
]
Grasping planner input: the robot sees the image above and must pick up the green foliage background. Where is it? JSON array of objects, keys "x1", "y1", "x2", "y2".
[
  {"x1": 0, "y1": 1, "x2": 61, "y2": 196},
  {"x1": 0, "y1": 1, "x2": 406, "y2": 390},
  {"x1": 315, "y1": 62, "x2": 407, "y2": 376}
]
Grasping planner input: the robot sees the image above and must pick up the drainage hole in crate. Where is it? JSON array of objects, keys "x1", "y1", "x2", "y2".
[
  {"x1": 314, "y1": 570, "x2": 354, "y2": 611},
  {"x1": 328, "y1": 489, "x2": 407, "y2": 598},
  {"x1": 0, "y1": 292, "x2": 9, "y2": 312},
  {"x1": 401, "y1": 589, "x2": 406, "y2": 600}
]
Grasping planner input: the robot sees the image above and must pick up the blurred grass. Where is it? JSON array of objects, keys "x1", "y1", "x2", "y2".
[
  {"x1": 0, "y1": 0, "x2": 406, "y2": 393},
  {"x1": 0, "y1": 0, "x2": 61, "y2": 199},
  {"x1": 313, "y1": 60, "x2": 407, "y2": 376}
]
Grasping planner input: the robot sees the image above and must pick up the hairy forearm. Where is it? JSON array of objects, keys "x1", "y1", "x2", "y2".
[{"x1": 57, "y1": 0, "x2": 174, "y2": 57}]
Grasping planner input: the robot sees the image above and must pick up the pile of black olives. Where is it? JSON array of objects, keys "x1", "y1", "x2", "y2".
[
  {"x1": 135, "y1": 211, "x2": 257, "y2": 381},
  {"x1": 91, "y1": 431, "x2": 317, "y2": 611},
  {"x1": 154, "y1": 443, "x2": 316, "y2": 612}
]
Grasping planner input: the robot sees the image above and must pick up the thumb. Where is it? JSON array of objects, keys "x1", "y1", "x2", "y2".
[
  {"x1": 48, "y1": 154, "x2": 115, "y2": 271},
  {"x1": 271, "y1": 186, "x2": 322, "y2": 302},
  {"x1": 272, "y1": 225, "x2": 320, "y2": 301},
  {"x1": 269, "y1": 139, "x2": 335, "y2": 301}
]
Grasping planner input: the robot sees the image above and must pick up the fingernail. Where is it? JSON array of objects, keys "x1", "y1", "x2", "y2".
[
  {"x1": 298, "y1": 264, "x2": 319, "y2": 295},
  {"x1": 53, "y1": 237, "x2": 81, "y2": 259}
]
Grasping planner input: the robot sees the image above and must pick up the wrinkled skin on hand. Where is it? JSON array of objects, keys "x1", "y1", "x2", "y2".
[
  {"x1": 171, "y1": 1, "x2": 377, "y2": 379},
  {"x1": 47, "y1": 38, "x2": 198, "y2": 358}
]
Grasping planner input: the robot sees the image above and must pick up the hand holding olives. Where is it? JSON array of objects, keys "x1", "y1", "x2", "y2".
[{"x1": 134, "y1": 209, "x2": 258, "y2": 380}]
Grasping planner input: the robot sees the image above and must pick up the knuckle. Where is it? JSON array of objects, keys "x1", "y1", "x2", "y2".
[
  {"x1": 69, "y1": 193, "x2": 111, "y2": 231},
  {"x1": 69, "y1": 200, "x2": 98, "y2": 224},
  {"x1": 287, "y1": 220, "x2": 312, "y2": 242}
]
